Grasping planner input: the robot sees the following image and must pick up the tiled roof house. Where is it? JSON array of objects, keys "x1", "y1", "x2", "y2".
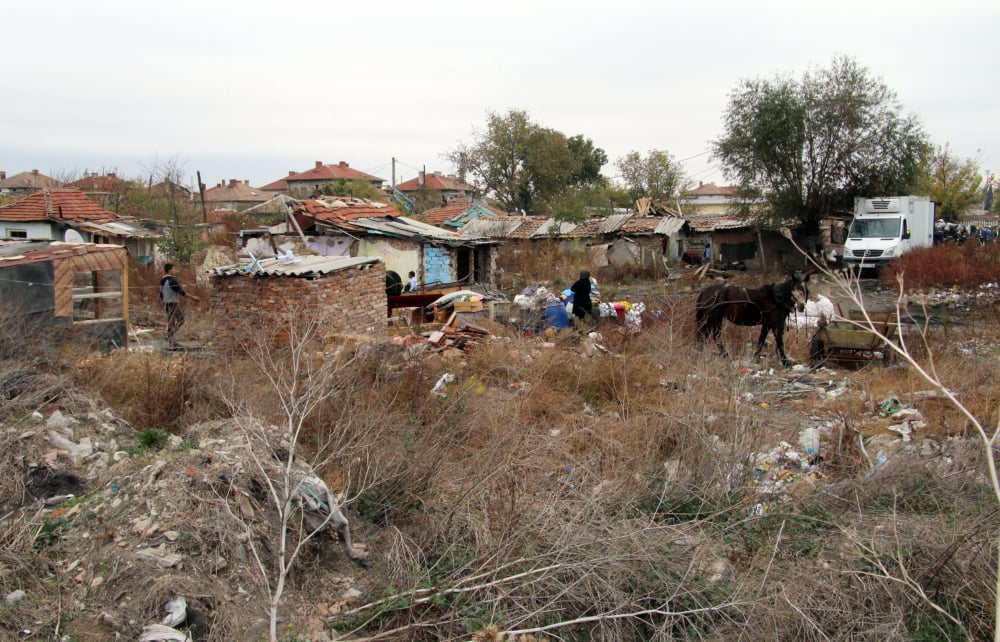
[
  {"x1": 203, "y1": 179, "x2": 271, "y2": 211},
  {"x1": 275, "y1": 161, "x2": 386, "y2": 198},
  {"x1": 0, "y1": 169, "x2": 62, "y2": 196}
]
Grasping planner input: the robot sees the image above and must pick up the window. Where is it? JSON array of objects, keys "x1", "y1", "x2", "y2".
[
  {"x1": 72, "y1": 270, "x2": 123, "y2": 322},
  {"x1": 6, "y1": 229, "x2": 27, "y2": 239}
]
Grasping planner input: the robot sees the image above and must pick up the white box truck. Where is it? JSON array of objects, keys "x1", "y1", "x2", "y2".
[{"x1": 843, "y1": 196, "x2": 935, "y2": 270}]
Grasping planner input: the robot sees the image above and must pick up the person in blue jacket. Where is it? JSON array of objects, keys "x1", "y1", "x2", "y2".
[{"x1": 159, "y1": 263, "x2": 200, "y2": 347}]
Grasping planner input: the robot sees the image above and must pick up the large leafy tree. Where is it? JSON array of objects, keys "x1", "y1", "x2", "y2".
[
  {"x1": 449, "y1": 110, "x2": 606, "y2": 214},
  {"x1": 916, "y1": 144, "x2": 984, "y2": 222},
  {"x1": 615, "y1": 150, "x2": 687, "y2": 203},
  {"x1": 713, "y1": 56, "x2": 929, "y2": 237}
]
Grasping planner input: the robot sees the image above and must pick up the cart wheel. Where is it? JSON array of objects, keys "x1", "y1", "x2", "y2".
[{"x1": 809, "y1": 338, "x2": 826, "y2": 365}]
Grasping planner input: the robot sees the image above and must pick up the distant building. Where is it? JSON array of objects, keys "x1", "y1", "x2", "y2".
[
  {"x1": 203, "y1": 179, "x2": 271, "y2": 211},
  {"x1": 0, "y1": 169, "x2": 62, "y2": 196},
  {"x1": 679, "y1": 182, "x2": 742, "y2": 216},
  {"x1": 396, "y1": 171, "x2": 477, "y2": 206},
  {"x1": 263, "y1": 161, "x2": 385, "y2": 198}
]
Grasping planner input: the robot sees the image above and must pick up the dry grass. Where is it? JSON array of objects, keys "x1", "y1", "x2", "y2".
[{"x1": 2, "y1": 265, "x2": 999, "y2": 640}]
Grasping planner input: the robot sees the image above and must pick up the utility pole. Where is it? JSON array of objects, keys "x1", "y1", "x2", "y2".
[{"x1": 391, "y1": 157, "x2": 396, "y2": 189}]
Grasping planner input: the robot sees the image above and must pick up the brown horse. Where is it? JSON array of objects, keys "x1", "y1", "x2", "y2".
[{"x1": 695, "y1": 272, "x2": 811, "y2": 365}]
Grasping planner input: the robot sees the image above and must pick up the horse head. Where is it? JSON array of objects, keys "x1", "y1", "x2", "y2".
[{"x1": 784, "y1": 270, "x2": 812, "y2": 313}]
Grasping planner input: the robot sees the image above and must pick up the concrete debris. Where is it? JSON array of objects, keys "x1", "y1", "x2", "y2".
[{"x1": 135, "y1": 544, "x2": 182, "y2": 568}]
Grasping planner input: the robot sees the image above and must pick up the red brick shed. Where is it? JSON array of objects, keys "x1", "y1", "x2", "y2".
[{"x1": 209, "y1": 255, "x2": 386, "y2": 350}]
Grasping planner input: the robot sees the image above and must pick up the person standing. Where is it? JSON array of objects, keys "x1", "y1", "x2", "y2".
[
  {"x1": 569, "y1": 270, "x2": 593, "y2": 323},
  {"x1": 159, "y1": 263, "x2": 200, "y2": 347},
  {"x1": 405, "y1": 271, "x2": 418, "y2": 293}
]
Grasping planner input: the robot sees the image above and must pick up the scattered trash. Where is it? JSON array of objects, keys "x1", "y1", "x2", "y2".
[
  {"x1": 138, "y1": 623, "x2": 192, "y2": 642},
  {"x1": 5, "y1": 590, "x2": 26, "y2": 606},
  {"x1": 162, "y1": 596, "x2": 187, "y2": 627},
  {"x1": 430, "y1": 373, "x2": 455, "y2": 398}
]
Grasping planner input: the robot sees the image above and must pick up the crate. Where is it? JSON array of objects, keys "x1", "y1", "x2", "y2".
[
  {"x1": 454, "y1": 300, "x2": 484, "y2": 312},
  {"x1": 489, "y1": 300, "x2": 511, "y2": 323}
]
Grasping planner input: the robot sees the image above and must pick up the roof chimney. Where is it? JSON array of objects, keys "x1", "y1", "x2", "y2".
[
  {"x1": 315, "y1": 161, "x2": 323, "y2": 169},
  {"x1": 229, "y1": 179, "x2": 237, "y2": 187},
  {"x1": 32, "y1": 169, "x2": 39, "y2": 175},
  {"x1": 699, "y1": 181, "x2": 703, "y2": 187},
  {"x1": 339, "y1": 161, "x2": 348, "y2": 168},
  {"x1": 288, "y1": 170, "x2": 295, "y2": 176},
  {"x1": 0, "y1": 171, "x2": 5, "y2": 180}
]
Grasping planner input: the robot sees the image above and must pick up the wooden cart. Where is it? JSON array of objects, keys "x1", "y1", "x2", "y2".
[{"x1": 809, "y1": 309, "x2": 897, "y2": 366}]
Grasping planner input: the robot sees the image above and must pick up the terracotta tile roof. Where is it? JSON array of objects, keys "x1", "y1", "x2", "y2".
[
  {"x1": 294, "y1": 197, "x2": 397, "y2": 226},
  {"x1": 421, "y1": 198, "x2": 505, "y2": 226},
  {"x1": 0, "y1": 170, "x2": 62, "y2": 191},
  {"x1": 259, "y1": 178, "x2": 288, "y2": 192},
  {"x1": 204, "y1": 180, "x2": 270, "y2": 203},
  {"x1": 66, "y1": 174, "x2": 126, "y2": 192},
  {"x1": 0, "y1": 188, "x2": 120, "y2": 224},
  {"x1": 207, "y1": 209, "x2": 235, "y2": 225},
  {"x1": 396, "y1": 173, "x2": 475, "y2": 192},
  {"x1": 684, "y1": 182, "x2": 739, "y2": 197},
  {"x1": 0, "y1": 240, "x2": 125, "y2": 268},
  {"x1": 285, "y1": 161, "x2": 385, "y2": 184}
]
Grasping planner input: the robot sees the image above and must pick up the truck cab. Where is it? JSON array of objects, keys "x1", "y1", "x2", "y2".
[{"x1": 843, "y1": 196, "x2": 935, "y2": 270}]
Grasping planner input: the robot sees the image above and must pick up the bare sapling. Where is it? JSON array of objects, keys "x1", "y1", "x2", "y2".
[
  {"x1": 800, "y1": 248, "x2": 1000, "y2": 642},
  {"x1": 217, "y1": 303, "x2": 370, "y2": 642}
]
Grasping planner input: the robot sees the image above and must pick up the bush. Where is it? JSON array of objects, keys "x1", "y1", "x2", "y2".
[{"x1": 881, "y1": 243, "x2": 1000, "y2": 290}]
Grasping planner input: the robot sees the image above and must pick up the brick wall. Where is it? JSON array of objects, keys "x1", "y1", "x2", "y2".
[{"x1": 209, "y1": 262, "x2": 386, "y2": 351}]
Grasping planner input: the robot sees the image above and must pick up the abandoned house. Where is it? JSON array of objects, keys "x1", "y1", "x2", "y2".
[
  {"x1": 240, "y1": 196, "x2": 501, "y2": 295},
  {"x1": 0, "y1": 240, "x2": 129, "y2": 352}
]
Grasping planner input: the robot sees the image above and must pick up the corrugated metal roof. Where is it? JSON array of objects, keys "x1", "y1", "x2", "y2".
[
  {"x1": 74, "y1": 220, "x2": 160, "y2": 238},
  {"x1": 686, "y1": 215, "x2": 754, "y2": 232},
  {"x1": 460, "y1": 217, "x2": 525, "y2": 238},
  {"x1": 210, "y1": 255, "x2": 381, "y2": 277},
  {"x1": 598, "y1": 213, "x2": 632, "y2": 234},
  {"x1": 655, "y1": 217, "x2": 687, "y2": 235},
  {"x1": 530, "y1": 218, "x2": 578, "y2": 238}
]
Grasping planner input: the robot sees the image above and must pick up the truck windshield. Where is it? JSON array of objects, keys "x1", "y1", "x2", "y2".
[{"x1": 848, "y1": 217, "x2": 901, "y2": 239}]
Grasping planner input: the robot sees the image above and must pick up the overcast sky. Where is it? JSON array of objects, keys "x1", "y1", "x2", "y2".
[{"x1": 2, "y1": 0, "x2": 997, "y2": 194}]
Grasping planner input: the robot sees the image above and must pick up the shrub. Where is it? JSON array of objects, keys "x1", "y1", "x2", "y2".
[{"x1": 881, "y1": 243, "x2": 1000, "y2": 290}]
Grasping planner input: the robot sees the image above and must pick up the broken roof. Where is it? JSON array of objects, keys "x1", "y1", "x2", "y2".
[
  {"x1": 294, "y1": 197, "x2": 496, "y2": 246},
  {"x1": 0, "y1": 188, "x2": 120, "y2": 224},
  {"x1": 421, "y1": 197, "x2": 505, "y2": 228},
  {"x1": 210, "y1": 254, "x2": 381, "y2": 278}
]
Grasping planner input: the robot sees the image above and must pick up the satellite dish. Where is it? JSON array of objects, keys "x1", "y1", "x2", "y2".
[{"x1": 64, "y1": 229, "x2": 84, "y2": 243}]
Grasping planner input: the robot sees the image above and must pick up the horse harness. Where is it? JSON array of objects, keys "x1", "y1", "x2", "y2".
[{"x1": 719, "y1": 282, "x2": 790, "y2": 315}]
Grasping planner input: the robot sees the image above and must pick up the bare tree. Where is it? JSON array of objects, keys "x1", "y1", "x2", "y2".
[{"x1": 217, "y1": 303, "x2": 375, "y2": 642}]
